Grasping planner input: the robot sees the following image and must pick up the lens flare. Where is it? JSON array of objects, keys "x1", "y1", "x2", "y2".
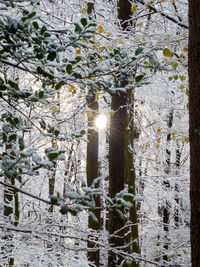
[{"x1": 95, "y1": 114, "x2": 107, "y2": 130}]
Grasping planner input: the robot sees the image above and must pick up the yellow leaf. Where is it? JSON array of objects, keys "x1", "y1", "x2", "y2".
[
  {"x1": 185, "y1": 137, "x2": 189, "y2": 143},
  {"x1": 81, "y1": 8, "x2": 87, "y2": 15},
  {"x1": 157, "y1": 129, "x2": 161, "y2": 133},
  {"x1": 186, "y1": 102, "x2": 189, "y2": 109},
  {"x1": 86, "y1": 111, "x2": 93, "y2": 119},
  {"x1": 106, "y1": 32, "x2": 111, "y2": 37},
  {"x1": 110, "y1": 111, "x2": 115, "y2": 116},
  {"x1": 131, "y1": 5, "x2": 137, "y2": 13},
  {"x1": 183, "y1": 47, "x2": 188, "y2": 53},
  {"x1": 95, "y1": 94, "x2": 100, "y2": 99},
  {"x1": 76, "y1": 49, "x2": 81, "y2": 55},
  {"x1": 51, "y1": 106, "x2": 59, "y2": 113},
  {"x1": 118, "y1": 39, "x2": 125, "y2": 44},
  {"x1": 155, "y1": 144, "x2": 160, "y2": 149},
  {"x1": 109, "y1": 46, "x2": 114, "y2": 51},
  {"x1": 98, "y1": 25, "x2": 104, "y2": 34},
  {"x1": 171, "y1": 132, "x2": 175, "y2": 140},
  {"x1": 180, "y1": 84, "x2": 185, "y2": 90},
  {"x1": 163, "y1": 48, "x2": 174, "y2": 58},
  {"x1": 145, "y1": 2, "x2": 150, "y2": 7},
  {"x1": 157, "y1": 138, "x2": 161, "y2": 143}
]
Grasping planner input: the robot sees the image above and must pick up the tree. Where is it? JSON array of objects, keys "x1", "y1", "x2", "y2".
[
  {"x1": 0, "y1": 0, "x2": 192, "y2": 266},
  {"x1": 108, "y1": 1, "x2": 139, "y2": 266},
  {"x1": 188, "y1": 1, "x2": 200, "y2": 266}
]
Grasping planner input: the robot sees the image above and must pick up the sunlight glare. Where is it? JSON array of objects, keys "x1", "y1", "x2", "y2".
[{"x1": 95, "y1": 114, "x2": 107, "y2": 130}]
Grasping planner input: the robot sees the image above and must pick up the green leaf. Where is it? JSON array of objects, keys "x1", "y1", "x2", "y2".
[
  {"x1": 40, "y1": 120, "x2": 46, "y2": 129},
  {"x1": 80, "y1": 130, "x2": 86, "y2": 135},
  {"x1": 28, "y1": 12, "x2": 36, "y2": 19},
  {"x1": 40, "y1": 25, "x2": 47, "y2": 35},
  {"x1": 88, "y1": 23, "x2": 96, "y2": 27},
  {"x1": 55, "y1": 81, "x2": 65, "y2": 90},
  {"x1": 135, "y1": 74, "x2": 145, "y2": 83},
  {"x1": 163, "y1": 48, "x2": 173, "y2": 58},
  {"x1": 49, "y1": 195, "x2": 58, "y2": 205},
  {"x1": 44, "y1": 32, "x2": 51, "y2": 38},
  {"x1": 60, "y1": 205, "x2": 68, "y2": 215},
  {"x1": 54, "y1": 129, "x2": 60, "y2": 137},
  {"x1": 9, "y1": 134, "x2": 17, "y2": 141},
  {"x1": 74, "y1": 23, "x2": 82, "y2": 33},
  {"x1": 0, "y1": 85, "x2": 7, "y2": 91},
  {"x1": 66, "y1": 64, "x2": 72, "y2": 74},
  {"x1": 18, "y1": 138, "x2": 25, "y2": 150},
  {"x1": 75, "y1": 56, "x2": 82, "y2": 63},
  {"x1": 135, "y1": 47, "x2": 144, "y2": 56},
  {"x1": 32, "y1": 21, "x2": 39, "y2": 30},
  {"x1": 123, "y1": 194, "x2": 133, "y2": 202},
  {"x1": 47, "y1": 152, "x2": 59, "y2": 161},
  {"x1": 73, "y1": 73, "x2": 82, "y2": 79},
  {"x1": 47, "y1": 51, "x2": 56, "y2": 61},
  {"x1": 2, "y1": 132, "x2": 7, "y2": 142},
  {"x1": 38, "y1": 91, "x2": 44, "y2": 98},
  {"x1": 8, "y1": 80, "x2": 19, "y2": 90},
  {"x1": 80, "y1": 18, "x2": 87, "y2": 27}
]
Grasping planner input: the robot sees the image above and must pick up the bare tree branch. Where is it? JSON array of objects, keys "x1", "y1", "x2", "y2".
[
  {"x1": 0, "y1": 180, "x2": 54, "y2": 205},
  {"x1": 135, "y1": 0, "x2": 188, "y2": 29}
]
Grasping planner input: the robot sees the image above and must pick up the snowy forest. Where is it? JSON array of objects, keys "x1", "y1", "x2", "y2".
[{"x1": 0, "y1": 0, "x2": 199, "y2": 266}]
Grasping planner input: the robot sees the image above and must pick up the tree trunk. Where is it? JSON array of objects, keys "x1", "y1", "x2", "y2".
[
  {"x1": 162, "y1": 110, "x2": 173, "y2": 264},
  {"x1": 86, "y1": 3, "x2": 101, "y2": 266},
  {"x1": 87, "y1": 95, "x2": 100, "y2": 266},
  {"x1": 188, "y1": 1, "x2": 200, "y2": 266},
  {"x1": 125, "y1": 90, "x2": 140, "y2": 257},
  {"x1": 3, "y1": 141, "x2": 19, "y2": 266},
  {"x1": 108, "y1": 91, "x2": 128, "y2": 266},
  {"x1": 108, "y1": 1, "x2": 139, "y2": 266}
]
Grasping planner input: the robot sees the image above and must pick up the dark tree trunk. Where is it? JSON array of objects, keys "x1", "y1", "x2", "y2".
[
  {"x1": 3, "y1": 142, "x2": 19, "y2": 266},
  {"x1": 86, "y1": 3, "x2": 101, "y2": 266},
  {"x1": 108, "y1": 1, "x2": 139, "y2": 266},
  {"x1": 188, "y1": 1, "x2": 200, "y2": 266},
  {"x1": 174, "y1": 144, "x2": 181, "y2": 227},
  {"x1": 163, "y1": 111, "x2": 173, "y2": 264},
  {"x1": 87, "y1": 96, "x2": 100, "y2": 266},
  {"x1": 108, "y1": 91, "x2": 128, "y2": 266}
]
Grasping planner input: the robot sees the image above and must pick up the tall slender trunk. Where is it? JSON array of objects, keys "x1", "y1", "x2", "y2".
[
  {"x1": 87, "y1": 96, "x2": 100, "y2": 266},
  {"x1": 174, "y1": 143, "x2": 181, "y2": 227},
  {"x1": 86, "y1": 3, "x2": 101, "y2": 266},
  {"x1": 125, "y1": 90, "x2": 140, "y2": 256},
  {"x1": 3, "y1": 140, "x2": 20, "y2": 266},
  {"x1": 48, "y1": 140, "x2": 57, "y2": 213},
  {"x1": 108, "y1": 91, "x2": 128, "y2": 266},
  {"x1": 188, "y1": 1, "x2": 200, "y2": 266},
  {"x1": 162, "y1": 110, "x2": 173, "y2": 264},
  {"x1": 108, "y1": 1, "x2": 139, "y2": 266}
]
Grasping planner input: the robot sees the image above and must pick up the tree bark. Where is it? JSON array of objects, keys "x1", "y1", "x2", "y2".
[
  {"x1": 162, "y1": 110, "x2": 173, "y2": 264},
  {"x1": 87, "y1": 96, "x2": 100, "y2": 266},
  {"x1": 188, "y1": 1, "x2": 200, "y2": 266},
  {"x1": 108, "y1": 1, "x2": 139, "y2": 266},
  {"x1": 108, "y1": 91, "x2": 128, "y2": 266},
  {"x1": 86, "y1": 3, "x2": 101, "y2": 266}
]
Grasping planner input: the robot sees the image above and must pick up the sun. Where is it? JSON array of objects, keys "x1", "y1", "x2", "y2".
[{"x1": 95, "y1": 114, "x2": 107, "y2": 130}]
